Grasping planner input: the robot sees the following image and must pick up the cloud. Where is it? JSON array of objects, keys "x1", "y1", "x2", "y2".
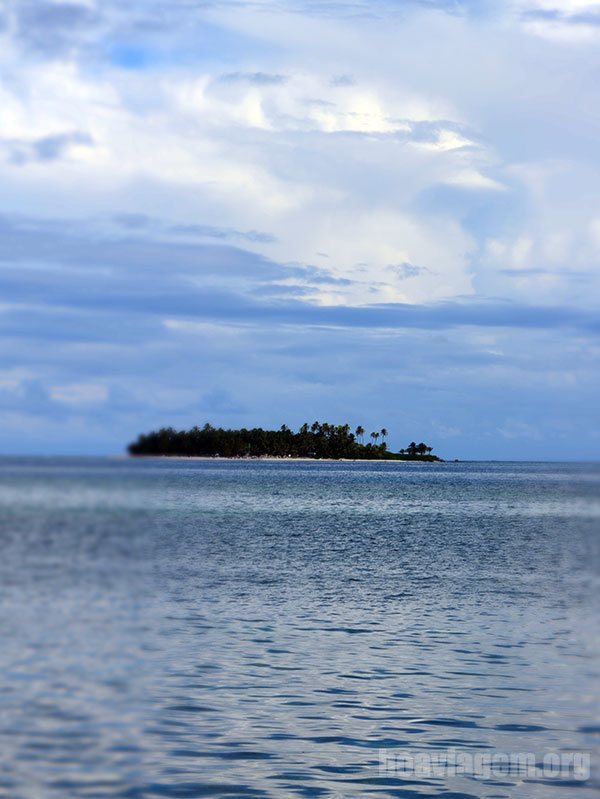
[
  {"x1": 0, "y1": 213, "x2": 596, "y2": 338},
  {"x1": 108, "y1": 212, "x2": 276, "y2": 243},
  {"x1": 49, "y1": 382, "x2": 108, "y2": 404},
  {"x1": 388, "y1": 262, "x2": 430, "y2": 280},
  {"x1": 2, "y1": 131, "x2": 94, "y2": 165},
  {"x1": 13, "y1": 1, "x2": 99, "y2": 56},
  {"x1": 517, "y1": 0, "x2": 600, "y2": 38},
  {"x1": 0, "y1": 0, "x2": 599, "y2": 457},
  {"x1": 166, "y1": 223, "x2": 276, "y2": 244},
  {"x1": 0, "y1": 7, "x2": 510, "y2": 308},
  {"x1": 217, "y1": 71, "x2": 289, "y2": 85}
]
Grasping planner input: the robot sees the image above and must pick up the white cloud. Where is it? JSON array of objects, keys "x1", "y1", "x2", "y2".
[
  {"x1": 0, "y1": 4, "x2": 512, "y2": 306},
  {"x1": 0, "y1": 0, "x2": 598, "y2": 312},
  {"x1": 514, "y1": 0, "x2": 600, "y2": 40},
  {"x1": 50, "y1": 383, "x2": 108, "y2": 404}
]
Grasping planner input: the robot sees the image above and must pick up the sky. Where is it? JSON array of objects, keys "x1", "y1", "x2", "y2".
[{"x1": 0, "y1": 0, "x2": 599, "y2": 459}]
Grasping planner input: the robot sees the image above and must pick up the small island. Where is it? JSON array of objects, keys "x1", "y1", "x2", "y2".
[{"x1": 128, "y1": 422, "x2": 442, "y2": 461}]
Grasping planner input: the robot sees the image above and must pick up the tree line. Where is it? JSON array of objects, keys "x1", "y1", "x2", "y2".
[{"x1": 128, "y1": 422, "x2": 439, "y2": 461}]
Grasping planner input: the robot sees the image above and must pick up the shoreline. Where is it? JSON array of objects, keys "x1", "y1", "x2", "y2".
[{"x1": 126, "y1": 455, "x2": 445, "y2": 463}]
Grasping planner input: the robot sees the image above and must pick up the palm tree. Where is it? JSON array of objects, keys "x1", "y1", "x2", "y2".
[
  {"x1": 371, "y1": 431, "x2": 379, "y2": 445},
  {"x1": 380, "y1": 428, "x2": 387, "y2": 444},
  {"x1": 355, "y1": 425, "x2": 365, "y2": 444}
]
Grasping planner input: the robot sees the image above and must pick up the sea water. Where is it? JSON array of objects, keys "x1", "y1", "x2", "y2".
[{"x1": 0, "y1": 458, "x2": 598, "y2": 798}]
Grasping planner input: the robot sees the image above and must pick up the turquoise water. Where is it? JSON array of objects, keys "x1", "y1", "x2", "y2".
[{"x1": 0, "y1": 458, "x2": 599, "y2": 798}]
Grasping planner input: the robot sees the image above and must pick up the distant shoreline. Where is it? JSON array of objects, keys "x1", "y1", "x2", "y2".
[
  {"x1": 127, "y1": 423, "x2": 441, "y2": 461},
  {"x1": 128, "y1": 455, "x2": 445, "y2": 463}
]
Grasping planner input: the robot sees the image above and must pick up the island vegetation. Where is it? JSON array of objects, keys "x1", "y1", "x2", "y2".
[{"x1": 128, "y1": 422, "x2": 441, "y2": 461}]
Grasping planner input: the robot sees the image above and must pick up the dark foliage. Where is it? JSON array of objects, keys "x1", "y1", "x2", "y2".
[{"x1": 128, "y1": 422, "x2": 439, "y2": 460}]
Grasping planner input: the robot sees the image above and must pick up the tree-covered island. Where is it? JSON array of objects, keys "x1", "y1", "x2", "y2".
[{"x1": 128, "y1": 422, "x2": 441, "y2": 461}]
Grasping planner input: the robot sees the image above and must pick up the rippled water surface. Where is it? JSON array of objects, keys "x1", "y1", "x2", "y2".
[{"x1": 0, "y1": 458, "x2": 599, "y2": 798}]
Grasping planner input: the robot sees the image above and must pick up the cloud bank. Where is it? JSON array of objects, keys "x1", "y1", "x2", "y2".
[{"x1": 0, "y1": 0, "x2": 598, "y2": 457}]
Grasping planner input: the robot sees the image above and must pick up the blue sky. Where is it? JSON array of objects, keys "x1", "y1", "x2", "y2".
[{"x1": 0, "y1": 0, "x2": 599, "y2": 458}]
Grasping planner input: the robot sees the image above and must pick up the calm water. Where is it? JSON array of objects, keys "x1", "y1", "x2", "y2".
[{"x1": 0, "y1": 458, "x2": 599, "y2": 799}]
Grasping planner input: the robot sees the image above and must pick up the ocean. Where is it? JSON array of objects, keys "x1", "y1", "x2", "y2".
[{"x1": 0, "y1": 457, "x2": 598, "y2": 798}]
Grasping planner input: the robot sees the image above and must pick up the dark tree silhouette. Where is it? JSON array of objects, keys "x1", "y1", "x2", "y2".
[{"x1": 128, "y1": 423, "x2": 438, "y2": 461}]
